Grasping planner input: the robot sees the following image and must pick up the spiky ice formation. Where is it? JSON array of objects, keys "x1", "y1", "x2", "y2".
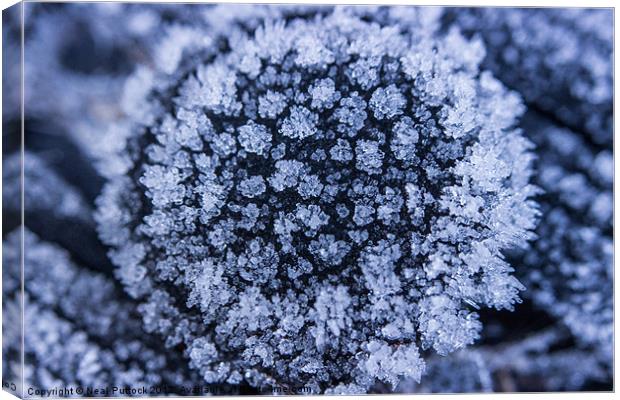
[
  {"x1": 96, "y1": 9, "x2": 538, "y2": 393},
  {"x1": 399, "y1": 115, "x2": 613, "y2": 393}
]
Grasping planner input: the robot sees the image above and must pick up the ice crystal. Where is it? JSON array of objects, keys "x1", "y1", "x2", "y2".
[
  {"x1": 280, "y1": 106, "x2": 319, "y2": 140},
  {"x1": 238, "y1": 122, "x2": 273, "y2": 155}
]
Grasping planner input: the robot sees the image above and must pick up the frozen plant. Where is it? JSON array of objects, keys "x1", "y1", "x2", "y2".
[
  {"x1": 2, "y1": 229, "x2": 198, "y2": 393},
  {"x1": 408, "y1": 105, "x2": 613, "y2": 395},
  {"x1": 2, "y1": 5, "x2": 20, "y2": 121},
  {"x1": 2, "y1": 147, "x2": 114, "y2": 270},
  {"x1": 397, "y1": 349, "x2": 493, "y2": 393},
  {"x1": 518, "y1": 114, "x2": 613, "y2": 385},
  {"x1": 95, "y1": 8, "x2": 539, "y2": 393},
  {"x1": 3, "y1": 152, "x2": 91, "y2": 222},
  {"x1": 22, "y1": 2, "x2": 215, "y2": 161},
  {"x1": 397, "y1": 113, "x2": 613, "y2": 393},
  {"x1": 480, "y1": 327, "x2": 610, "y2": 391},
  {"x1": 401, "y1": 326, "x2": 610, "y2": 393},
  {"x1": 438, "y1": 7, "x2": 613, "y2": 391},
  {"x1": 449, "y1": 7, "x2": 613, "y2": 146}
]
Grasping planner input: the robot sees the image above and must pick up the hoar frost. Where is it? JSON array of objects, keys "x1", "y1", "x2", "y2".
[
  {"x1": 2, "y1": 230, "x2": 196, "y2": 392},
  {"x1": 96, "y1": 9, "x2": 538, "y2": 393}
]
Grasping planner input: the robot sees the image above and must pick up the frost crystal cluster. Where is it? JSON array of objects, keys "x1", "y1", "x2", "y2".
[{"x1": 96, "y1": 9, "x2": 538, "y2": 392}]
